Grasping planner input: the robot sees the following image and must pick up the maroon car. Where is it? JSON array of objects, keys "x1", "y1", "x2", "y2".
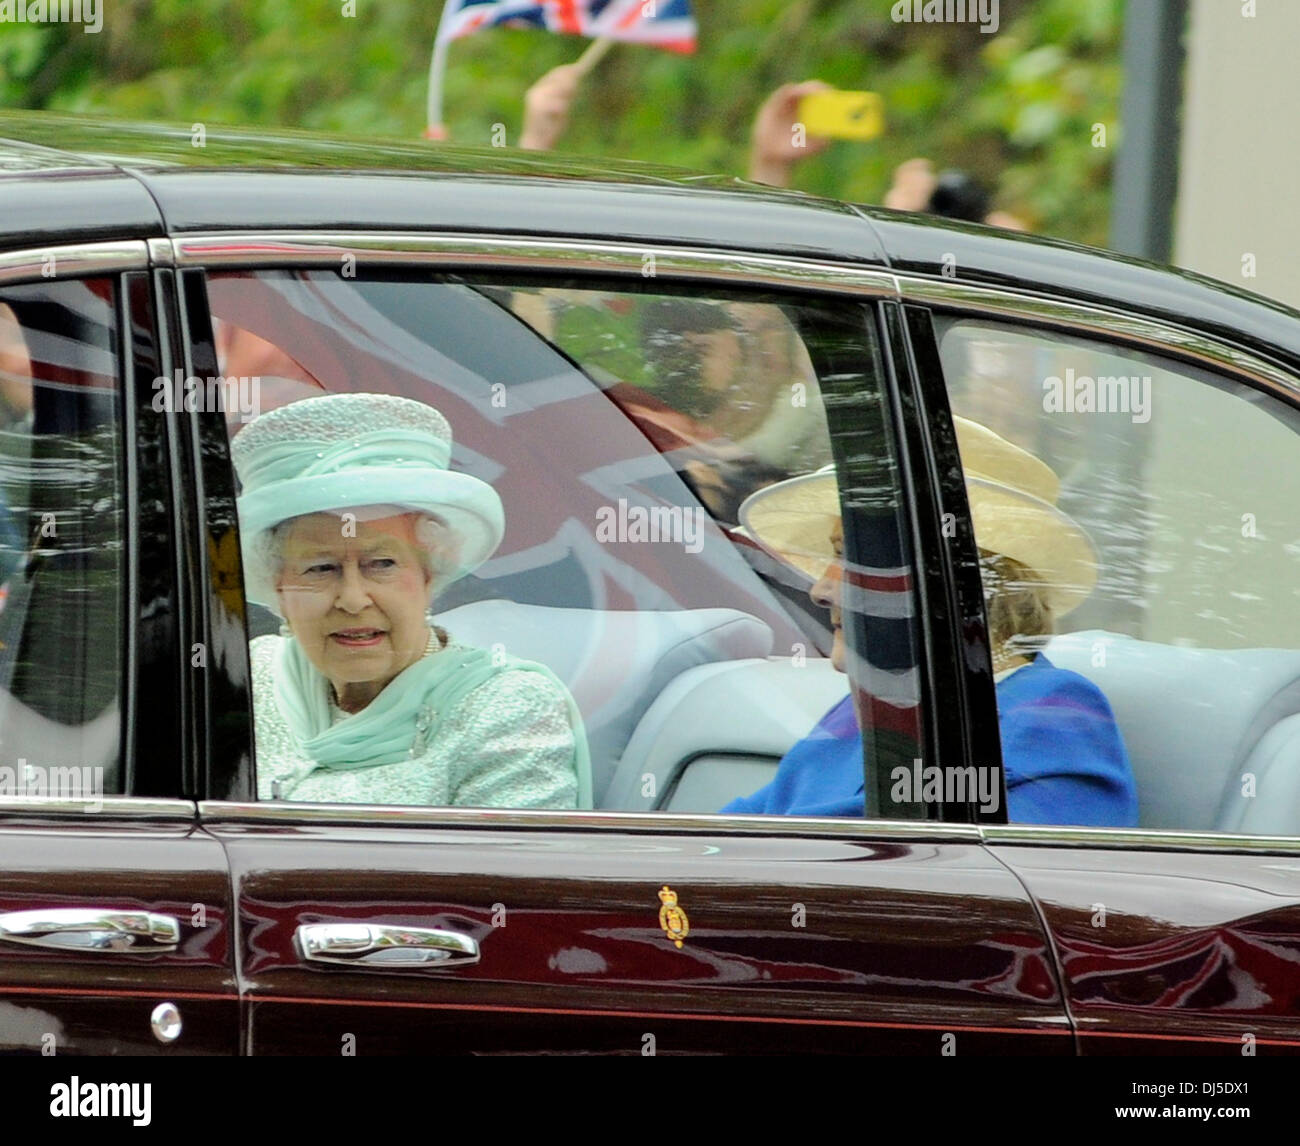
[{"x1": 1, "y1": 112, "x2": 1300, "y2": 1057}]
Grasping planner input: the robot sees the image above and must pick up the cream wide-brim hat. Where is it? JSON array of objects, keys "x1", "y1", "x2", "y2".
[
  {"x1": 231, "y1": 393, "x2": 504, "y2": 610},
  {"x1": 737, "y1": 417, "x2": 1098, "y2": 617}
]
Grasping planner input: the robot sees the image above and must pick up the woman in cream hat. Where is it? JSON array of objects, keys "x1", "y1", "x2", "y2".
[
  {"x1": 724, "y1": 416, "x2": 1137, "y2": 826},
  {"x1": 231, "y1": 392, "x2": 590, "y2": 809}
]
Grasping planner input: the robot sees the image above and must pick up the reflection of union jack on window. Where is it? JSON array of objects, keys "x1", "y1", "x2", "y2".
[
  {"x1": 0, "y1": 279, "x2": 117, "y2": 395},
  {"x1": 208, "y1": 272, "x2": 785, "y2": 629}
]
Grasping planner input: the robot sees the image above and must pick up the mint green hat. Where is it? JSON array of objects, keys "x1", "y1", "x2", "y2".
[{"x1": 231, "y1": 393, "x2": 504, "y2": 609}]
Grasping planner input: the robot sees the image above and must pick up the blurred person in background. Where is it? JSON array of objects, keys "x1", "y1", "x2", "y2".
[
  {"x1": 748, "y1": 80, "x2": 1027, "y2": 229},
  {"x1": 518, "y1": 67, "x2": 1027, "y2": 230},
  {"x1": 519, "y1": 62, "x2": 585, "y2": 152}
]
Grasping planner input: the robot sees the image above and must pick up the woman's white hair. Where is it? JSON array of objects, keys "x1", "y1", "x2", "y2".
[{"x1": 248, "y1": 509, "x2": 461, "y2": 616}]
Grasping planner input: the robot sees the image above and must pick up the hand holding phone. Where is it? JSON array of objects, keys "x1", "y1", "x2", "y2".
[{"x1": 796, "y1": 90, "x2": 885, "y2": 142}]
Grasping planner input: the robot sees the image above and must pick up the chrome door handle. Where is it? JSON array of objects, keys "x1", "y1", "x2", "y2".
[
  {"x1": 297, "y1": 923, "x2": 480, "y2": 967},
  {"x1": 0, "y1": 909, "x2": 180, "y2": 952}
]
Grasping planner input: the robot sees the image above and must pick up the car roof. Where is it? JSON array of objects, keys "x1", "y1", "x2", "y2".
[
  {"x1": 4, "y1": 110, "x2": 1300, "y2": 374},
  {"x1": 0, "y1": 111, "x2": 889, "y2": 265}
]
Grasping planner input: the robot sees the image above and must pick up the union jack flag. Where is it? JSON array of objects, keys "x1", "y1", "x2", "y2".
[{"x1": 436, "y1": 0, "x2": 697, "y2": 53}]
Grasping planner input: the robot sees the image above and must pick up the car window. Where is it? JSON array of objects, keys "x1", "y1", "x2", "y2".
[
  {"x1": 937, "y1": 315, "x2": 1300, "y2": 834},
  {"x1": 206, "y1": 269, "x2": 922, "y2": 817},
  {"x1": 0, "y1": 282, "x2": 124, "y2": 802}
]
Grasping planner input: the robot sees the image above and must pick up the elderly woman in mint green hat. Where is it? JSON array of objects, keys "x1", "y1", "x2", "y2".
[{"x1": 231, "y1": 392, "x2": 590, "y2": 809}]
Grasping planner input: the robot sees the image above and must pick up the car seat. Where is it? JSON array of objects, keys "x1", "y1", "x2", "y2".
[
  {"x1": 603, "y1": 656, "x2": 848, "y2": 812},
  {"x1": 1044, "y1": 630, "x2": 1300, "y2": 833},
  {"x1": 439, "y1": 601, "x2": 777, "y2": 808}
]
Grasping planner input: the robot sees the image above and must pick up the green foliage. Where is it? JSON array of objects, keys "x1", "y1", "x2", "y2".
[{"x1": 0, "y1": 0, "x2": 1124, "y2": 245}]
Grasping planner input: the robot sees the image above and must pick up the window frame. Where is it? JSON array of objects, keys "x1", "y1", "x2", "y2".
[
  {"x1": 178, "y1": 231, "x2": 976, "y2": 837},
  {"x1": 900, "y1": 272, "x2": 1300, "y2": 853}
]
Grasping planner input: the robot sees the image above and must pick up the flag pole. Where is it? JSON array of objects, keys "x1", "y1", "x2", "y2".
[
  {"x1": 427, "y1": 13, "x2": 615, "y2": 140},
  {"x1": 571, "y1": 35, "x2": 615, "y2": 76},
  {"x1": 425, "y1": 1, "x2": 458, "y2": 140}
]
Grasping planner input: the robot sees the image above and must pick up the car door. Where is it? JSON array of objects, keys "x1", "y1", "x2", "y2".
[
  {"x1": 176, "y1": 233, "x2": 1074, "y2": 1055},
  {"x1": 901, "y1": 279, "x2": 1300, "y2": 1054},
  {"x1": 0, "y1": 253, "x2": 238, "y2": 1055}
]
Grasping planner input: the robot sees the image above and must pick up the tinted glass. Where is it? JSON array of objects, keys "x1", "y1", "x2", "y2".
[
  {"x1": 0, "y1": 281, "x2": 124, "y2": 802},
  {"x1": 938, "y1": 315, "x2": 1300, "y2": 833},
  {"x1": 208, "y1": 270, "x2": 920, "y2": 816}
]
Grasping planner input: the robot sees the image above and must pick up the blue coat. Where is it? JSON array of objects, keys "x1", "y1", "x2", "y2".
[{"x1": 720, "y1": 655, "x2": 1139, "y2": 826}]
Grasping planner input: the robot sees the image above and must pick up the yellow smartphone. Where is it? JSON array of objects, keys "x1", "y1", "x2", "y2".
[{"x1": 797, "y1": 90, "x2": 885, "y2": 142}]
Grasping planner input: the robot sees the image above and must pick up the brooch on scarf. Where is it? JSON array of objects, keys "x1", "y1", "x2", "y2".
[{"x1": 409, "y1": 704, "x2": 436, "y2": 758}]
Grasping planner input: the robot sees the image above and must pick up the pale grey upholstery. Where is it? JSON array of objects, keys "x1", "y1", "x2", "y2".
[
  {"x1": 662, "y1": 755, "x2": 789, "y2": 813},
  {"x1": 1221, "y1": 714, "x2": 1300, "y2": 835},
  {"x1": 604, "y1": 657, "x2": 848, "y2": 811},
  {"x1": 1044, "y1": 630, "x2": 1300, "y2": 832},
  {"x1": 439, "y1": 601, "x2": 774, "y2": 806}
]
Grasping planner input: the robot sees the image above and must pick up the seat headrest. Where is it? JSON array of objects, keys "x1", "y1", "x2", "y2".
[
  {"x1": 1044, "y1": 630, "x2": 1300, "y2": 830},
  {"x1": 439, "y1": 602, "x2": 774, "y2": 805}
]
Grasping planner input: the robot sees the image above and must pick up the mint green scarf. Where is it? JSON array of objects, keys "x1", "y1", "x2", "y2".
[{"x1": 272, "y1": 635, "x2": 592, "y2": 808}]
